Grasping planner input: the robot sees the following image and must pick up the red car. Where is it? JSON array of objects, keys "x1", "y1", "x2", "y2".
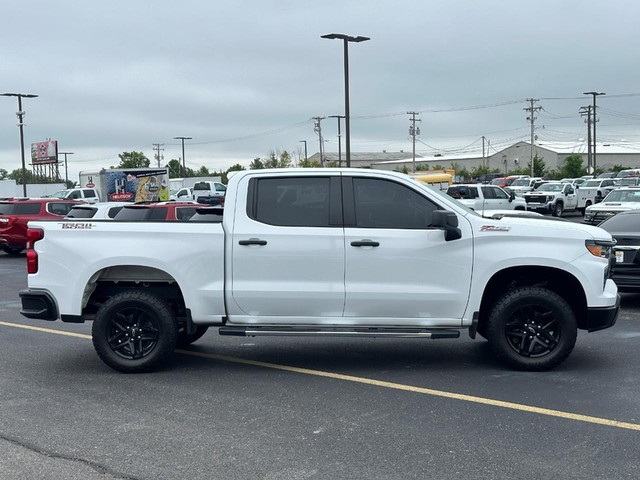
[
  {"x1": 0, "y1": 198, "x2": 85, "y2": 255},
  {"x1": 112, "y1": 201, "x2": 206, "y2": 221}
]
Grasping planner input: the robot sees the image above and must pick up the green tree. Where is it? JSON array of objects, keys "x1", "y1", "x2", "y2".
[
  {"x1": 249, "y1": 157, "x2": 265, "y2": 170},
  {"x1": 263, "y1": 151, "x2": 293, "y2": 169},
  {"x1": 8, "y1": 168, "x2": 35, "y2": 185},
  {"x1": 558, "y1": 154, "x2": 585, "y2": 179},
  {"x1": 0, "y1": 168, "x2": 8, "y2": 180},
  {"x1": 299, "y1": 158, "x2": 322, "y2": 168},
  {"x1": 196, "y1": 165, "x2": 210, "y2": 176},
  {"x1": 166, "y1": 159, "x2": 183, "y2": 178},
  {"x1": 114, "y1": 151, "x2": 150, "y2": 169},
  {"x1": 610, "y1": 164, "x2": 630, "y2": 173},
  {"x1": 227, "y1": 163, "x2": 246, "y2": 172}
]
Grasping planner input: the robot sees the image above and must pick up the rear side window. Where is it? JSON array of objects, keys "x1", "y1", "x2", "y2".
[
  {"x1": 0, "y1": 203, "x2": 16, "y2": 214},
  {"x1": 148, "y1": 207, "x2": 168, "y2": 220},
  {"x1": 48, "y1": 203, "x2": 76, "y2": 216},
  {"x1": 215, "y1": 183, "x2": 227, "y2": 192},
  {"x1": 83, "y1": 189, "x2": 97, "y2": 198},
  {"x1": 249, "y1": 177, "x2": 331, "y2": 227},
  {"x1": 114, "y1": 207, "x2": 152, "y2": 221},
  {"x1": 107, "y1": 206, "x2": 124, "y2": 218},
  {"x1": 66, "y1": 207, "x2": 97, "y2": 218},
  {"x1": 175, "y1": 207, "x2": 198, "y2": 220},
  {"x1": 13, "y1": 203, "x2": 42, "y2": 215}
]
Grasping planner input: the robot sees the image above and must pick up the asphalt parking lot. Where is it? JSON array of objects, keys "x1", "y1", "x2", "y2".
[{"x1": 1, "y1": 243, "x2": 639, "y2": 479}]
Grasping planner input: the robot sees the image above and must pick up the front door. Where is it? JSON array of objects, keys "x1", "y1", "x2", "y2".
[{"x1": 343, "y1": 176, "x2": 473, "y2": 326}]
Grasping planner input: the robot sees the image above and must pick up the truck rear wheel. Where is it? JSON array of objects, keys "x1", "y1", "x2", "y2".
[
  {"x1": 92, "y1": 290, "x2": 177, "y2": 373},
  {"x1": 486, "y1": 286, "x2": 577, "y2": 371}
]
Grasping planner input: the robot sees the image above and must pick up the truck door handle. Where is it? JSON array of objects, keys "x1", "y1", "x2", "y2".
[
  {"x1": 351, "y1": 240, "x2": 380, "y2": 247},
  {"x1": 239, "y1": 238, "x2": 267, "y2": 246}
]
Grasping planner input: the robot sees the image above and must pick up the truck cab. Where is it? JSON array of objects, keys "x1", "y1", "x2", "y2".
[{"x1": 52, "y1": 188, "x2": 100, "y2": 204}]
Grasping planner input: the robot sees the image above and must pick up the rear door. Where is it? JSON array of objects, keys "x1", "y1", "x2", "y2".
[
  {"x1": 343, "y1": 176, "x2": 473, "y2": 325},
  {"x1": 228, "y1": 173, "x2": 345, "y2": 321}
]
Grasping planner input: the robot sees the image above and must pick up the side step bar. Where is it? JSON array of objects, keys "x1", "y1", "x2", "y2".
[{"x1": 218, "y1": 326, "x2": 460, "y2": 339}]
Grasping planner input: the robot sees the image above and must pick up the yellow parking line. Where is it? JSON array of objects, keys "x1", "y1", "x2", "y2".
[
  {"x1": 2, "y1": 320, "x2": 639, "y2": 432},
  {"x1": 0, "y1": 321, "x2": 91, "y2": 339}
]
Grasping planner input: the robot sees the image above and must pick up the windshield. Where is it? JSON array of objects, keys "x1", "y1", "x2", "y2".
[
  {"x1": 51, "y1": 190, "x2": 68, "y2": 198},
  {"x1": 582, "y1": 180, "x2": 600, "y2": 188},
  {"x1": 603, "y1": 190, "x2": 640, "y2": 202},
  {"x1": 537, "y1": 184, "x2": 565, "y2": 192},
  {"x1": 510, "y1": 179, "x2": 530, "y2": 187}
]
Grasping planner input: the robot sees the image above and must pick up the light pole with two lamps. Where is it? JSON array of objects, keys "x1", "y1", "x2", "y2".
[
  {"x1": 1, "y1": 92, "x2": 38, "y2": 196},
  {"x1": 321, "y1": 33, "x2": 370, "y2": 168}
]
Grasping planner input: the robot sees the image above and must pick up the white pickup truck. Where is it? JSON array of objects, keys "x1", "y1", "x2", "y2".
[
  {"x1": 523, "y1": 182, "x2": 586, "y2": 217},
  {"x1": 19, "y1": 169, "x2": 619, "y2": 373},
  {"x1": 445, "y1": 184, "x2": 527, "y2": 212}
]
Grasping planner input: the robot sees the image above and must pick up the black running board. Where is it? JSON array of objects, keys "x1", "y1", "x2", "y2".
[{"x1": 218, "y1": 326, "x2": 460, "y2": 339}]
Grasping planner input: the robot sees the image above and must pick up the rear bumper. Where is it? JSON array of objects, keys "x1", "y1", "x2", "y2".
[
  {"x1": 19, "y1": 289, "x2": 58, "y2": 321},
  {"x1": 586, "y1": 294, "x2": 620, "y2": 332}
]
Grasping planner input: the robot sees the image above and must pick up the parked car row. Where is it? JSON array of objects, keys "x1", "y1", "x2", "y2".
[
  {"x1": 0, "y1": 198, "x2": 84, "y2": 255},
  {"x1": 0, "y1": 198, "x2": 226, "y2": 255}
]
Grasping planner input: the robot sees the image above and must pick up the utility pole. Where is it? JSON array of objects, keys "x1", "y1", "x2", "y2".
[
  {"x1": 328, "y1": 115, "x2": 345, "y2": 166},
  {"x1": 579, "y1": 106, "x2": 593, "y2": 173},
  {"x1": 407, "y1": 111, "x2": 421, "y2": 173},
  {"x1": 481, "y1": 136, "x2": 487, "y2": 170},
  {"x1": 298, "y1": 140, "x2": 308, "y2": 164},
  {"x1": 313, "y1": 117, "x2": 326, "y2": 165},
  {"x1": 153, "y1": 143, "x2": 164, "y2": 168},
  {"x1": 524, "y1": 98, "x2": 541, "y2": 177},
  {"x1": 58, "y1": 152, "x2": 74, "y2": 185},
  {"x1": 173, "y1": 136, "x2": 191, "y2": 176},
  {"x1": 583, "y1": 92, "x2": 605, "y2": 173}
]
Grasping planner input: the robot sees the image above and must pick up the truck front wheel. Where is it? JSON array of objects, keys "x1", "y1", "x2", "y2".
[
  {"x1": 486, "y1": 286, "x2": 577, "y2": 371},
  {"x1": 552, "y1": 202, "x2": 564, "y2": 217},
  {"x1": 92, "y1": 290, "x2": 177, "y2": 373}
]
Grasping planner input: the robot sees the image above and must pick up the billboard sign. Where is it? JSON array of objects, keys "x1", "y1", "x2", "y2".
[{"x1": 31, "y1": 140, "x2": 58, "y2": 164}]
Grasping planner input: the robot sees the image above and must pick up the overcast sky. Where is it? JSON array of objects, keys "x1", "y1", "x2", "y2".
[{"x1": 2, "y1": 0, "x2": 639, "y2": 182}]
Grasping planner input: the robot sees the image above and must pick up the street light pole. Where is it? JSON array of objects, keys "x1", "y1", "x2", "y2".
[
  {"x1": 1, "y1": 92, "x2": 38, "y2": 196},
  {"x1": 583, "y1": 91, "x2": 605, "y2": 173},
  {"x1": 58, "y1": 152, "x2": 74, "y2": 186},
  {"x1": 298, "y1": 140, "x2": 307, "y2": 164},
  {"x1": 174, "y1": 136, "x2": 192, "y2": 177},
  {"x1": 321, "y1": 33, "x2": 370, "y2": 168},
  {"x1": 328, "y1": 115, "x2": 345, "y2": 167}
]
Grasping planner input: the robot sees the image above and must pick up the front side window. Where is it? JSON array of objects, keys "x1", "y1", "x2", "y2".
[
  {"x1": 250, "y1": 177, "x2": 331, "y2": 227},
  {"x1": 353, "y1": 178, "x2": 439, "y2": 229}
]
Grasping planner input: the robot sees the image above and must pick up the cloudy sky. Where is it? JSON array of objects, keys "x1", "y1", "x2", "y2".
[{"x1": 2, "y1": 0, "x2": 639, "y2": 182}]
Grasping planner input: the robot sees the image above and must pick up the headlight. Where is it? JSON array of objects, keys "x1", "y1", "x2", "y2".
[{"x1": 585, "y1": 239, "x2": 615, "y2": 258}]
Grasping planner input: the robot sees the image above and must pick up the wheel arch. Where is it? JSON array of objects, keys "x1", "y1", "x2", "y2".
[
  {"x1": 80, "y1": 265, "x2": 187, "y2": 321},
  {"x1": 476, "y1": 266, "x2": 587, "y2": 336}
]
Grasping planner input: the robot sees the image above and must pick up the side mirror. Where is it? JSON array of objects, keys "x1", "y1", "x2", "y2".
[
  {"x1": 431, "y1": 210, "x2": 462, "y2": 241},
  {"x1": 509, "y1": 191, "x2": 515, "y2": 201}
]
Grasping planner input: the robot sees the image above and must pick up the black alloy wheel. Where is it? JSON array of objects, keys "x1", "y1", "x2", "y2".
[
  {"x1": 486, "y1": 286, "x2": 577, "y2": 370},
  {"x1": 92, "y1": 290, "x2": 177, "y2": 373}
]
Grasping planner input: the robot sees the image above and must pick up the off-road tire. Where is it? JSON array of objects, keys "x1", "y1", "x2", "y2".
[
  {"x1": 486, "y1": 286, "x2": 577, "y2": 371},
  {"x1": 92, "y1": 290, "x2": 177, "y2": 373}
]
